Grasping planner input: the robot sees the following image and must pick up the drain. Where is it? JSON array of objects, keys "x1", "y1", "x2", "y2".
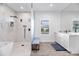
[{"x1": 21, "y1": 44, "x2": 24, "y2": 46}]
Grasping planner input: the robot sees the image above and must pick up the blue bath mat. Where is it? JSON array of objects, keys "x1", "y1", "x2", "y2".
[{"x1": 51, "y1": 42, "x2": 67, "y2": 51}]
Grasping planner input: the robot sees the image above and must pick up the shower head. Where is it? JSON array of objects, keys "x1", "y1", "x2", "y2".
[{"x1": 10, "y1": 16, "x2": 18, "y2": 18}]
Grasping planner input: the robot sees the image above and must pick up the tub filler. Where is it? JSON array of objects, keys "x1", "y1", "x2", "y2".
[{"x1": 0, "y1": 42, "x2": 13, "y2": 56}]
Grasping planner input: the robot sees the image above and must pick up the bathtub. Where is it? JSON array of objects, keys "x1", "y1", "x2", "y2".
[{"x1": 0, "y1": 42, "x2": 13, "y2": 56}]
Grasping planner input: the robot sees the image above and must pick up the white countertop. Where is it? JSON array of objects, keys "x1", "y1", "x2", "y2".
[{"x1": 55, "y1": 32, "x2": 79, "y2": 35}]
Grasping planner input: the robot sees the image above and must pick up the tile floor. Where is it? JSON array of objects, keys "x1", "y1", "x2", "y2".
[
  {"x1": 31, "y1": 42, "x2": 79, "y2": 56},
  {"x1": 9, "y1": 42, "x2": 79, "y2": 56}
]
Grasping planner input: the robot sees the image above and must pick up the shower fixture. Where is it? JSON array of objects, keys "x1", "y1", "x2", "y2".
[
  {"x1": 23, "y1": 25, "x2": 27, "y2": 39},
  {"x1": 10, "y1": 16, "x2": 18, "y2": 18}
]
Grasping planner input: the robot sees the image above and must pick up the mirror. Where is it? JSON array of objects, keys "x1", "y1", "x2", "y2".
[{"x1": 60, "y1": 3, "x2": 79, "y2": 32}]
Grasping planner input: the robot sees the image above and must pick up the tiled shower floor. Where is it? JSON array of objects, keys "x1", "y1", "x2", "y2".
[{"x1": 11, "y1": 42, "x2": 31, "y2": 56}]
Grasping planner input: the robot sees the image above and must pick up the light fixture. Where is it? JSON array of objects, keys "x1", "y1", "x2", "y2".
[
  {"x1": 20, "y1": 6, "x2": 24, "y2": 9},
  {"x1": 49, "y1": 4, "x2": 53, "y2": 7}
]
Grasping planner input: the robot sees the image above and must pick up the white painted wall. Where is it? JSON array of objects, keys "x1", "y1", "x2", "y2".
[
  {"x1": 0, "y1": 4, "x2": 16, "y2": 42},
  {"x1": 60, "y1": 11, "x2": 79, "y2": 32},
  {"x1": 34, "y1": 11, "x2": 60, "y2": 42}
]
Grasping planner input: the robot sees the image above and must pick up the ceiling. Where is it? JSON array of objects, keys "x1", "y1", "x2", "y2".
[
  {"x1": 5, "y1": 3, "x2": 79, "y2": 12},
  {"x1": 6, "y1": 3, "x2": 31, "y2": 12},
  {"x1": 63, "y1": 3, "x2": 79, "y2": 11},
  {"x1": 33, "y1": 3, "x2": 70, "y2": 11}
]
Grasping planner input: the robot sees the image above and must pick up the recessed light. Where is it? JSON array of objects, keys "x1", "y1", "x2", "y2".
[
  {"x1": 49, "y1": 4, "x2": 53, "y2": 7},
  {"x1": 20, "y1": 6, "x2": 24, "y2": 9}
]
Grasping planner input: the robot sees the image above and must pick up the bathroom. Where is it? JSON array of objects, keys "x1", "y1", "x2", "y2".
[{"x1": 1, "y1": 3, "x2": 79, "y2": 56}]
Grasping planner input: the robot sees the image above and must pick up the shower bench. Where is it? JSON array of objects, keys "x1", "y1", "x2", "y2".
[{"x1": 32, "y1": 37, "x2": 40, "y2": 50}]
